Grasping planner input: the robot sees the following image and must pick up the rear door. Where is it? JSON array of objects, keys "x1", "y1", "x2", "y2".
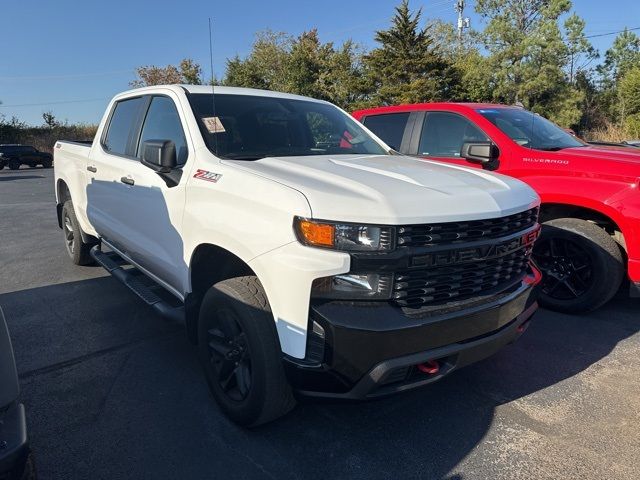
[
  {"x1": 86, "y1": 95, "x2": 147, "y2": 248},
  {"x1": 360, "y1": 112, "x2": 419, "y2": 152}
]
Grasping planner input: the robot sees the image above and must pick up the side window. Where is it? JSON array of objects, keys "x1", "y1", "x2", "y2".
[
  {"x1": 138, "y1": 96, "x2": 188, "y2": 165},
  {"x1": 103, "y1": 97, "x2": 144, "y2": 155},
  {"x1": 362, "y1": 113, "x2": 410, "y2": 150},
  {"x1": 419, "y1": 112, "x2": 489, "y2": 157}
]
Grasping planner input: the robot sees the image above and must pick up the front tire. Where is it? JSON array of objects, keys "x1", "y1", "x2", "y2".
[
  {"x1": 61, "y1": 200, "x2": 94, "y2": 265},
  {"x1": 533, "y1": 218, "x2": 624, "y2": 313},
  {"x1": 41, "y1": 159, "x2": 52, "y2": 168},
  {"x1": 198, "y1": 276, "x2": 295, "y2": 427}
]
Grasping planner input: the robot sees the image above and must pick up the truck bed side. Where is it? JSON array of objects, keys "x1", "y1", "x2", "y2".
[{"x1": 53, "y1": 141, "x2": 96, "y2": 237}]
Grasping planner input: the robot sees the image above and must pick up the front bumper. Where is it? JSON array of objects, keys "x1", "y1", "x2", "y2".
[
  {"x1": 284, "y1": 281, "x2": 538, "y2": 399},
  {"x1": 0, "y1": 402, "x2": 29, "y2": 478}
]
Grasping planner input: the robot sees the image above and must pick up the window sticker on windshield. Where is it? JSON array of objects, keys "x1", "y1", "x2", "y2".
[{"x1": 202, "y1": 116, "x2": 226, "y2": 133}]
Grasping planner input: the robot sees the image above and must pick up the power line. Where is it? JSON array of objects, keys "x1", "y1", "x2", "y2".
[
  {"x1": 585, "y1": 26, "x2": 640, "y2": 39},
  {"x1": 0, "y1": 70, "x2": 133, "y2": 81},
  {"x1": 0, "y1": 98, "x2": 110, "y2": 108}
]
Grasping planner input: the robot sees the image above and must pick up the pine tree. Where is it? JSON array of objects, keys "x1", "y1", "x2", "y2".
[{"x1": 362, "y1": 0, "x2": 459, "y2": 106}]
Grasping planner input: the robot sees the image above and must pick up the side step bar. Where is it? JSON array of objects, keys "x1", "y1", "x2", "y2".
[{"x1": 90, "y1": 245, "x2": 184, "y2": 323}]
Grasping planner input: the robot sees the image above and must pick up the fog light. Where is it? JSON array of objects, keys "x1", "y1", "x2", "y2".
[{"x1": 311, "y1": 273, "x2": 393, "y2": 300}]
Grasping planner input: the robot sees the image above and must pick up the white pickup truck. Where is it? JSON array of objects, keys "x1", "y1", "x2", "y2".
[{"x1": 54, "y1": 85, "x2": 541, "y2": 426}]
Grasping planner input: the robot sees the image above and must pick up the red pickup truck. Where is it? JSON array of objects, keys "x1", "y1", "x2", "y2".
[{"x1": 353, "y1": 104, "x2": 640, "y2": 313}]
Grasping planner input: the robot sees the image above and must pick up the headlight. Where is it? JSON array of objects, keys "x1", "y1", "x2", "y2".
[
  {"x1": 311, "y1": 273, "x2": 393, "y2": 300},
  {"x1": 294, "y1": 217, "x2": 394, "y2": 252}
]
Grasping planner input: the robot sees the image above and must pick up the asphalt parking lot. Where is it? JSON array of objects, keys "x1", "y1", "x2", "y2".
[{"x1": 1, "y1": 167, "x2": 639, "y2": 480}]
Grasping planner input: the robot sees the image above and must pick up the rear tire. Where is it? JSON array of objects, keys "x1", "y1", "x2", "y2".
[
  {"x1": 8, "y1": 159, "x2": 20, "y2": 170},
  {"x1": 533, "y1": 218, "x2": 624, "y2": 313},
  {"x1": 61, "y1": 200, "x2": 94, "y2": 266},
  {"x1": 0, "y1": 160, "x2": 6, "y2": 169},
  {"x1": 197, "y1": 276, "x2": 295, "y2": 427}
]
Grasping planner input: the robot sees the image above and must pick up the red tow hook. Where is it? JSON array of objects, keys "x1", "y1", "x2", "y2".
[
  {"x1": 417, "y1": 359, "x2": 440, "y2": 375},
  {"x1": 525, "y1": 260, "x2": 543, "y2": 286}
]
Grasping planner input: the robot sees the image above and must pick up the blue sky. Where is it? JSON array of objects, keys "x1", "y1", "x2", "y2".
[{"x1": 0, "y1": 0, "x2": 637, "y2": 125}]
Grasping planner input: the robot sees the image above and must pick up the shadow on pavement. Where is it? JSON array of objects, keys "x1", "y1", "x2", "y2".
[{"x1": 0, "y1": 276, "x2": 637, "y2": 480}]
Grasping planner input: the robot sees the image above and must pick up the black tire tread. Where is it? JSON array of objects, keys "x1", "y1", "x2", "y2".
[
  {"x1": 199, "y1": 276, "x2": 295, "y2": 426},
  {"x1": 537, "y1": 218, "x2": 624, "y2": 313},
  {"x1": 62, "y1": 200, "x2": 94, "y2": 266}
]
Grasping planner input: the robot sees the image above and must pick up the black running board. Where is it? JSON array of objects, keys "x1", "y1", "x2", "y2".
[{"x1": 90, "y1": 245, "x2": 184, "y2": 323}]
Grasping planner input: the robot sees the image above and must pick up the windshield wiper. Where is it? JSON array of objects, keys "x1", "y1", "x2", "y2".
[{"x1": 221, "y1": 153, "x2": 267, "y2": 160}]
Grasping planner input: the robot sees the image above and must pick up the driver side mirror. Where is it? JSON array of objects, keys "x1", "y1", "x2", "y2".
[
  {"x1": 461, "y1": 142, "x2": 500, "y2": 166},
  {"x1": 141, "y1": 140, "x2": 177, "y2": 174}
]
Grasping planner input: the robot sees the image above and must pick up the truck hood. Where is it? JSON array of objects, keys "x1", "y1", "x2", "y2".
[
  {"x1": 223, "y1": 154, "x2": 539, "y2": 224},
  {"x1": 562, "y1": 146, "x2": 640, "y2": 165}
]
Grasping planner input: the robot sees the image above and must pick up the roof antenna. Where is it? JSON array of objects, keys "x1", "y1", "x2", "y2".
[{"x1": 208, "y1": 17, "x2": 219, "y2": 157}]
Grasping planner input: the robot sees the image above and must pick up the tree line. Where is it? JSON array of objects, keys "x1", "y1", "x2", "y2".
[
  {"x1": 4, "y1": 0, "x2": 640, "y2": 147},
  {"x1": 131, "y1": 0, "x2": 640, "y2": 139}
]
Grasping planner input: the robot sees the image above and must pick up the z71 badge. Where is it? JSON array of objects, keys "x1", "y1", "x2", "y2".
[{"x1": 193, "y1": 169, "x2": 222, "y2": 183}]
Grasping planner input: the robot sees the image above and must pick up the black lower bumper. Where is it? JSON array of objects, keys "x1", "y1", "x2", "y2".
[
  {"x1": 0, "y1": 402, "x2": 29, "y2": 479},
  {"x1": 284, "y1": 282, "x2": 537, "y2": 399}
]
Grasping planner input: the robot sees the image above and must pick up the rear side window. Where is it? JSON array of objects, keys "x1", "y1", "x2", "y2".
[
  {"x1": 419, "y1": 112, "x2": 488, "y2": 157},
  {"x1": 362, "y1": 113, "x2": 410, "y2": 150},
  {"x1": 103, "y1": 97, "x2": 144, "y2": 156},
  {"x1": 138, "y1": 96, "x2": 188, "y2": 165}
]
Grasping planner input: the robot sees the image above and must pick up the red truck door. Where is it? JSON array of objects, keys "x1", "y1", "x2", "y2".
[{"x1": 408, "y1": 111, "x2": 494, "y2": 169}]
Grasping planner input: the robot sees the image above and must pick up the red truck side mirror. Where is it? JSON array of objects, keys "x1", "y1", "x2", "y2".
[{"x1": 461, "y1": 142, "x2": 500, "y2": 168}]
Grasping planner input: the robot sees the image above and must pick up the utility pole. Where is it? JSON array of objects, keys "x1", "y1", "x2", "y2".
[{"x1": 455, "y1": 0, "x2": 470, "y2": 45}]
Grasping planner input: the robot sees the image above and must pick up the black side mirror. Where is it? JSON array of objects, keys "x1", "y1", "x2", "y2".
[
  {"x1": 461, "y1": 142, "x2": 500, "y2": 165},
  {"x1": 141, "y1": 140, "x2": 177, "y2": 174}
]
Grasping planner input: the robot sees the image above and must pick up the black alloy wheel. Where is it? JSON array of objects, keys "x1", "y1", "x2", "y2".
[
  {"x1": 533, "y1": 236, "x2": 594, "y2": 300},
  {"x1": 206, "y1": 308, "x2": 252, "y2": 401},
  {"x1": 63, "y1": 210, "x2": 76, "y2": 257},
  {"x1": 532, "y1": 218, "x2": 624, "y2": 313}
]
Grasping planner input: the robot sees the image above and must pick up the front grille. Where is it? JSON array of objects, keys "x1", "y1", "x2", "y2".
[
  {"x1": 397, "y1": 207, "x2": 539, "y2": 247},
  {"x1": 393, "y1": 246, "x2": 532, "y2": 308}
]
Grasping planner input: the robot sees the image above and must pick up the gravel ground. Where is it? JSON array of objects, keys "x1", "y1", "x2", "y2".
[{"x1": 1, "y1": 167, "x2": 638, "y2": 480}]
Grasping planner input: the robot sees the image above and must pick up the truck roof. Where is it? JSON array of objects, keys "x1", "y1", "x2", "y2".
[
  {"x1": 353, "y1": 102, "x2": 518, "y2": 117},
  {"x1": 113, "y1": 84, "x2": 329, "y2": 104}
]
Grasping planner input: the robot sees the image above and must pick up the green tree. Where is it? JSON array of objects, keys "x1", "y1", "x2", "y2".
[
  {"x1": 564, "y1": 13, "x2": 598, "y2": 85},
  {"x1": 362, "y1": 1, "x2": 459, "y2": 106},
  {"x1": 428, "y1": 19, "x2": 493, "y2": 102},
  {"x1": 618, "y1": 66, "x2": 640, "y2": 135},
  {"x1": 224, "y1": 30, "x2": 367, "y2": 109},
  {"x1": 131, "y1": 58, "x2": 203, "y2": 87},
  {"x1": 42, "y1": 111, "x2": 59, "y2": 128},
  {"x1": 180, "y1": 58, "x2": 203, "y2": 85},
  {"x1": 599, "y1": 29, "x2": 640, "y2": 84},
  {"x1": 475, "y1": 0, "x2": 584, "y2": 126}
]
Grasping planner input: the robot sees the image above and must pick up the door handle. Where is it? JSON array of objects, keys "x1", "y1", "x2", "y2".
[
  {"x1": 87, "y1": 165, "x2": 97, "y2": 173},
  {"x1": 120, "y1": 176, "x2": 135, "y2": 186}
]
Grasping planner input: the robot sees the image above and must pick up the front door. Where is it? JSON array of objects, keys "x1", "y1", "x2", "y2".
[
  {"x1": 413, "y1": 111, "x2": 492, "y2": 169},
  {"x1": 87, "y1": 93, "x2": 190, "y2": 294}
]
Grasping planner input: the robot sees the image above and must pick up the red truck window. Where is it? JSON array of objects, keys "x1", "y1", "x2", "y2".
[
  {"x1": 419, "y1": 112, "x2": 488, "y2": 158},
  {"x1": 362, "y1": 113, "x2": 409, "y2": 150}
]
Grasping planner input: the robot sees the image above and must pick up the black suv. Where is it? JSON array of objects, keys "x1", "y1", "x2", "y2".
[{"x1": 0, "y1": 145, "x2": 52, "y2": 170}]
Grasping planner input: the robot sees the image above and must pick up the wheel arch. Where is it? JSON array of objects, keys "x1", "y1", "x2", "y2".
[
  {"x1": 56, "y1": 179, "x2": 72, "y2": 229},
  {"x1": 539, "y1": 201, "x2": 627, "y2": 252},
  {"x1": 186, "y1": 243, "x2": 258, "y2": 344}
]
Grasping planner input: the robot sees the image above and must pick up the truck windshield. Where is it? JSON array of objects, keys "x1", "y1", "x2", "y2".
[
  {"x1": 476, "y1": 108, "x2": 585, "y2": 151},
  {"x1": 188, "y1": 93, "x2": 388, "y2": 160}
]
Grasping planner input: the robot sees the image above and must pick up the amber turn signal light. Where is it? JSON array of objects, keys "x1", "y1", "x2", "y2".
[{"x1": 296, "y1": 219, "x2": 335, "y2": 247}]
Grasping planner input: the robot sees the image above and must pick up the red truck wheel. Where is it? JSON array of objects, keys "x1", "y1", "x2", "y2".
[{"x1": 533, "y1": 218, "x2": 624, "y2": 313}]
